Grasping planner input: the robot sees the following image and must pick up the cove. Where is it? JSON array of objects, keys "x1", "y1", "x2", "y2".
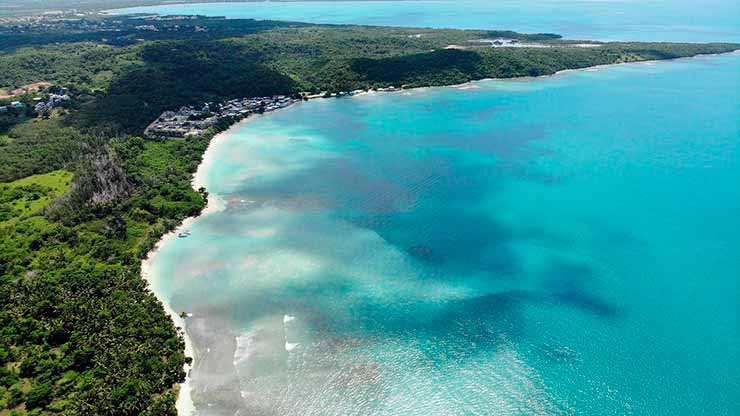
[{"x1": 146, "y1": 52, "x2": 740, "y2": 415}]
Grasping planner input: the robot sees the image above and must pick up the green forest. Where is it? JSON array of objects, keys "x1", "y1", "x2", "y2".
[{"x1": 0, "y1": 12, "x2": 738, "y2": 415}]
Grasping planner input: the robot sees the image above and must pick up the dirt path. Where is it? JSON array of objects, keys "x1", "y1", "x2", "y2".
[{"x1": 0, "y1": 82, "x2": 52, "y2": 99}]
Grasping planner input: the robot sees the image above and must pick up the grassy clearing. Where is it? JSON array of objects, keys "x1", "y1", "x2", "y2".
[{"x1": 0, "y1": 170, "x2": 72, "y2": 224}]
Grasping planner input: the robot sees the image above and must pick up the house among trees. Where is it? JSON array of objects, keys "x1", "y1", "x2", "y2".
[{"x1": 34, "y1": 93, "x2": 71, "y2": 113}]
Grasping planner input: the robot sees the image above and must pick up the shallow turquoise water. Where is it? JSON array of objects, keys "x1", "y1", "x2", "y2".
[
  {"x1": 113, "y1": 0, "x2": 740, "y2": 42},
  {"x1": 148, "y1": 52, "x2": 740, "y2": 415},
  {"x1": 126, "y1": 1, "x2": 740, "y2": 413}
]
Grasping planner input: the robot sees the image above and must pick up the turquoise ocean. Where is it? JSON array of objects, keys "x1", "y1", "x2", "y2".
[
  {"x1": 113, "y1": 0, "x2": 740, "y2": 42},
  {"x1": 119, "y1": 2, "x2": 740, "y2": 415}
]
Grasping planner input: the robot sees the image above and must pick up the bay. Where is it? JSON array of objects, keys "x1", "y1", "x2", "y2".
[
  {"x1": 117, "y1": 1, "x2": 740, "y2": 414},
  {"x1": 147, "y1": 52, "x2": 740, "y2": 415}
]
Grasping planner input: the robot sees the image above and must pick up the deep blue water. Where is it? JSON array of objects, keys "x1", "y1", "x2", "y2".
[
  {"x1": 147, "y1": 53, "x2": 740, "y2": 415},
  {"x1": 112, "y1": 0, "x2": 740, "y2": 42}
]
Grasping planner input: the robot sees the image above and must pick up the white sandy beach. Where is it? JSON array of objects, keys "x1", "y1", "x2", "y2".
[{"x1": 139, "y1": 117, "x2": 257, "y2": 415}]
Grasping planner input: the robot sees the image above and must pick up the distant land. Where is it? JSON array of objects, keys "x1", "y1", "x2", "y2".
[{"x1": 1, "y1": 0, "x2": 406, "y2": 17}]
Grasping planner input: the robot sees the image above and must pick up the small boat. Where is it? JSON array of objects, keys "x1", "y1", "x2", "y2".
[{"x1": 178, "y1": 230, "x2": 192, "y2": 238}]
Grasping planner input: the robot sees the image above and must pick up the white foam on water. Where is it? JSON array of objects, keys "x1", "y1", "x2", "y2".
[
  {"x1": 283, "y1": 314, "x2": 299, "y2": 352},
  {"x1": 285, "y1": 342, "x2": 300, "y2": 351}
]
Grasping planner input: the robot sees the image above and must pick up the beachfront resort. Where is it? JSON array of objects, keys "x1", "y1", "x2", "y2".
[
  {"x1": 144, "y1": 95, "x2": 301, "y2": 139},
  {"x1": 143, "y1": 89, "x2": 385, "y2": 139}
]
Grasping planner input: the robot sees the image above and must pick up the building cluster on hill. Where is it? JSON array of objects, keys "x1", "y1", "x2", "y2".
[
  {"x1": 0, "y1": 13, "x2": 115, "y2": 32},
  {"x1": 0, "y1": 101, "x2": 26, "y2": 113},
  {"x1": 144, "y1": 95, "x2": 301, "y2": 139},
  {"x1": 33, "y1": 90, "x2": 71, "y2": 113},
  {"x1": 1, "y1": 85, "x2": 73, "y2": 117},
  {"x1": 144, "y1": 106, "x2": 218, "y2": 139}
]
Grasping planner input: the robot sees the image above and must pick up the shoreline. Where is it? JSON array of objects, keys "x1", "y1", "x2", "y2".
[
  {"x1": 291, "y1": 49, "x2": 740, "y2": 99},
  {"x1": 401, "y1": 48, "x2": 740, "y2": 91},
  {"x1": 140, "y1": 115, "x2": 264, "y2": 415},
  {"x1": 140, "y1": 48, "x2": 739, "y2": 415}
]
